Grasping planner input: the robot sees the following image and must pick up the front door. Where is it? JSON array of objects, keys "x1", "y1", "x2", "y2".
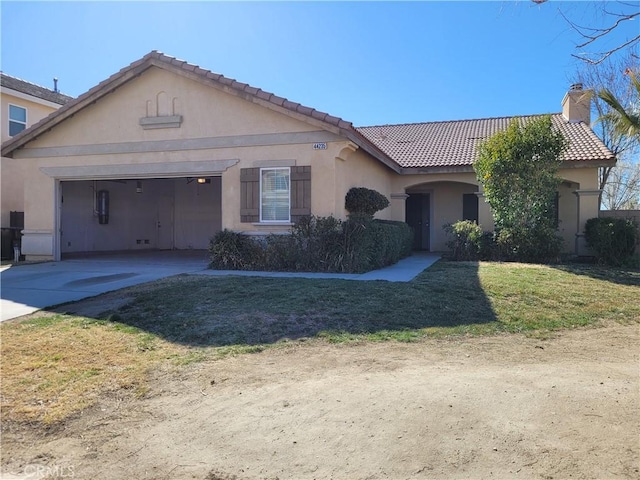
[{"x1": 406, "y1": 194, "x2": 430, "y2": 250}]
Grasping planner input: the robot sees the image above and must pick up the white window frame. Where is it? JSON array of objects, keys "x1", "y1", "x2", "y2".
[
  {"x1": 8, "y1": 103, "x2": 27, "y2": 137},
  {"x1": 259, "y1": 167, "x2": 291, "y2": 223}
]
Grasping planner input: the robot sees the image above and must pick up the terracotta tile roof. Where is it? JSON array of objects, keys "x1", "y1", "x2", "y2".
[
  {"x1": 0, "y1": 73, "x2": 73, "y2": 105},
  {"x1": 357, "y1": 114, "x2": 615, "y2": 170},
  {"x1": 1, "y1": 51, "x2": 615, "y2": 173}
]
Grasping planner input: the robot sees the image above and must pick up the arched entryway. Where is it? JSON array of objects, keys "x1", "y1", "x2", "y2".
[{"x1": 405, "y1": 181, "x2": 481, "y2": 251}]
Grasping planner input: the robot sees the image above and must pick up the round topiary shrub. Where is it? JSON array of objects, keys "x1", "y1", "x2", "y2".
[{"x1": 344, "y1": 187, "x2": 390, "y2": 217}]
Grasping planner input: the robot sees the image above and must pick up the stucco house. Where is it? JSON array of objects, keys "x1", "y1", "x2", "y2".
[
  {"x1": 0, "y1": 51, "x2": 615, "y2": 261},
  {"x1": 1, "y1": 73, "x2": 73, "y2": 258}
]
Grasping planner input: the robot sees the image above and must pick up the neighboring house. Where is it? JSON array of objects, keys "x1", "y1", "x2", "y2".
[
  {"x1": 0, "y1": 51, "x2": 615, "y2": 261},
  {"x1": 1, "y1": 73, "x2": 73, "y2": 257}
]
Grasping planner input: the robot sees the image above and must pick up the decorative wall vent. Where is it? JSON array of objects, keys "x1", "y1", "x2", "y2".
[{"x1": 140, "y1": 91, "x2": 183, "y2": 129}]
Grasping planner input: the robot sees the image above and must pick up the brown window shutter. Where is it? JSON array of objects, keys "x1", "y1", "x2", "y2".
[
  {"x1": 240, "y1": 168, "x2": 259, "y2": 222},
  {"x1": 290, "y1": 166, "x2": 311, "y2": 223}
]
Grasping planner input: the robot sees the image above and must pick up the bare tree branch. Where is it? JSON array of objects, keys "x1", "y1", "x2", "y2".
[
  {"x1": 556, "y1": 3, "x2": 640, "y2": 65},
  {"x1": 572, "y1": 34, "x2": 640, "y2": 65},
  {"x1": 573, "y1": 51, "x2": 639, "y2": 207}
]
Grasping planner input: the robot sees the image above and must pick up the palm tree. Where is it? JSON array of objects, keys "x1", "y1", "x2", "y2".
[{"x1": 596, "y1": 69, "x2": 640, "y2": 141}]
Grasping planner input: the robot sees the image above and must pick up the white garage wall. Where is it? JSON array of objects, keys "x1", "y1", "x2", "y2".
[
  {"x1": 174, "y1": 176, "x2": 222, "y2": 249},
  {"x1": 60, "y1": 177, "x2": 221, "y2": 254}
]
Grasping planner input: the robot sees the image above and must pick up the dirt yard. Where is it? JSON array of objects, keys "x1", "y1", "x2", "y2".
[{"x1": 1, "y1": 323, "x2": 638, "y2": 480}]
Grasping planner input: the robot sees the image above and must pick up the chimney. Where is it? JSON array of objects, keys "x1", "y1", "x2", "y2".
[
  {"x1": 561, "y1": 83, "x2": 592, "y2": 124},
  {"x1": 53, "y1": 77, "x2": 58, "y2": 93}
]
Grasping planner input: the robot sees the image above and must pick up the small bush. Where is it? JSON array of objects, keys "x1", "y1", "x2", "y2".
[
  {"x1": 345, "y1": 187, "x2": 390, "y2": 217},
  {"x1": 444, "y1": 221, "x2": 485, "y2": 261},
  {"x1": 584, "y1": 217, "x2": 637, "y2": 266},
  {"x1": 208, "y1": 229, "x2": 264, "y2": 270},
  {"x1": 274, "y1": 215, "x2": 345, "y2": 271},
  {"x1": 495, "y1": 225, "x2": 563, "y2": 264},
  {"x1": 444, "y1": 220, "x2": 563, "y2": 263}
]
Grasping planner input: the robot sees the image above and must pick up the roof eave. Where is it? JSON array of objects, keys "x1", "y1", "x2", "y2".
[
  {"x1": 400, "y1": 165, "x2": 476, "y2": 175},
  {"x1": 343, "y1": 130, "x2": 401, "y2": 173},
  {"x1": 2, "y1": 57, "x2": 155, "y2": 158},
  {"x1": 560, "y1": 157, "x2": 616, "y2": 169}
]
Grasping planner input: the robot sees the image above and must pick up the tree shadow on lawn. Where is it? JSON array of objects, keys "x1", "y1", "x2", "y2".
[
  {"x1": 82, "y1": 261, "x2": 498, "y2": 347},
  {"x1": 551, "y1": 263, "x2": 640, "y2": 287}
]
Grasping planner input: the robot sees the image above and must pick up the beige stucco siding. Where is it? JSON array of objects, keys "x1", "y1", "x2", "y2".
[
  {"x1": 25, "y1": 67, "x2": 319, "y2": 150},
  {"x1": 1, "y1": 91, "x2": 63, "y2": 231},
  {"x1": 0, "y1": 158, "x2": 24, "y2": 227},
  {"x1": 12, "y1": 67, "x2": 390, "y2": 259},
  {"x1": 336, "y1": 147, "x2": 395, "y2": 220}
]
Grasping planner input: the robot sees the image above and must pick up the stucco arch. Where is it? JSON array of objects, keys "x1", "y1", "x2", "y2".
[{"x1": 400, "y1": 179, "x2": 486, "y2": 251}]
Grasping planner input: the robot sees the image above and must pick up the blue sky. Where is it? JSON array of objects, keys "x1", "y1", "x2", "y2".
[{"x1": 1, "y1": 1, "x2": 637, "y2": 126}]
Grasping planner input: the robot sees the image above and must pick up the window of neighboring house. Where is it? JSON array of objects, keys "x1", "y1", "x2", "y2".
[
  {"x1": 260, "y1": 167, "x2": 291, "y2": 222},
  {"x1": 462, "y1": 193, "x2": 479, "y2": 223},
  {"x1": 9, "y1": 104, "x2": 27, "y2": 136}
]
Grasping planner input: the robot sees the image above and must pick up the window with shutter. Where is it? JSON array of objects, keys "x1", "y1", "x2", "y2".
[
  {"x1": 290, "y1": 166, "x2": 311, "y2": 223},
  {"x1": 240, "y1": 165, "x2": 311, "y2": 223},
  {"x1": 240, "y1": 168, "x2": 259, "y2": 222},
  {"x1": 261, "y1": 168, "x2": 291, "y2": 222}
]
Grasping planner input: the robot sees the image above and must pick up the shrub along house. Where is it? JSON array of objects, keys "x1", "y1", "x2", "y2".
[{"x1": 0, "y1": 51, "x2": 615, "y2": 261}]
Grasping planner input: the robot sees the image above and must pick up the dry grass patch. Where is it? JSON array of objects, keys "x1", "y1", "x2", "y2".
[{"x1": 0, "y1": 313, "x2": 188, "y2": 424}]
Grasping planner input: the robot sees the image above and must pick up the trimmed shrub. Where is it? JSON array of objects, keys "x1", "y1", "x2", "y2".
[
  {"x1": 208, "y1": 229, "x2": 264, "y2": 270},
  {"x1": 493, "y1": 225, "x2": 563, "y2": 264},
  {"x1": 444, "y1": 221, "x2": 485, "y2": 261},
  {"x1": 342, "y1": 218, "x2": 413, "y2": 272},
  {"x1": 345, "y1": 187, "x2": 390, "y2": 217},
  {"x1": 274, "y1": 215, "x2": 345, "y2": 271},
  {"x1": 584, "y1": 217, "x2": 637, "y2": 266},
  {"x1": 208, "y1": 216, "x2": 413, "y2": 273},
  {"x1": 444, "y1": 220, "x2": 563, "y2": 263}
]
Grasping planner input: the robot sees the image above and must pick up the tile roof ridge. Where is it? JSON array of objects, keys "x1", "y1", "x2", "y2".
[
  {"x1": 357, "y1": 112, "x2": 564, "y2": 129},
  {"x1": 145, "y1": 51, "x2": 355, "y2": 130}
]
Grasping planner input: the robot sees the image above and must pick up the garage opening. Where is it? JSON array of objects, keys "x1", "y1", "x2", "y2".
[{"x1": 60, "y1": 177, "x2": 221, "y2": 257}]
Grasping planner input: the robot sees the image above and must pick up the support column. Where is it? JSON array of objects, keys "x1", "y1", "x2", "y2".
[
  {"x1": 573, "y1": 189, "x2": 601, "y2": 256},
  {"x1": 390, "y1": 193, "x2": 409, "y2": 222},
  {"x1": 21, "y1": 173, "x2": 56, "y2": 261}
]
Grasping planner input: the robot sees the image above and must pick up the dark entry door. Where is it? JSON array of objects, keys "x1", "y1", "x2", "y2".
[{"x1": 406, "y1": 194, "x2": 430, "y2": 250}]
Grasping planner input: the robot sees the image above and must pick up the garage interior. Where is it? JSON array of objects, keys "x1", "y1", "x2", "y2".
[{"x1": 60, "y1": 176, "x2": 221, "y2": 257}]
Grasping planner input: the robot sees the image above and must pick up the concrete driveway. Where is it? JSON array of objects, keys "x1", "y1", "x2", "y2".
[{"x1": 0, "y1": 251, "x2": 210, "y2": 322}]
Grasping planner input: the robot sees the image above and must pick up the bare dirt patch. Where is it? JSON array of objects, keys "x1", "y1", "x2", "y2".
[{"x1": 2, "y1": 323, "x2": 639, "y2": 480}]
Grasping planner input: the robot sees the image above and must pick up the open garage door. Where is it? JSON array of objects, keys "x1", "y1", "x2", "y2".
[{"x1": 60, "y1": 177, "x2": 221, "y2": 256}]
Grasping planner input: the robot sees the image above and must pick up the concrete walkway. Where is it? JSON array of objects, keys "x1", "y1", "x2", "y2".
[
  {"x1": 195, "y1": 252, "x2": 440, "y2": 282},
  {"x1": 0, "y1": 251, "x2": 440, "y2": 322}
]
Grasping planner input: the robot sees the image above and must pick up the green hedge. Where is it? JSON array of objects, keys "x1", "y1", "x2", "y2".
[
  {"x1": 208, "y1": 216, "x2": 413, "y2": 273},
  {"x1": 585, "y1": 217, "x2": 637, "y2": 266},
  {"x1": 444, "y1": 220, "x2": 563, "y2": 263}
]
